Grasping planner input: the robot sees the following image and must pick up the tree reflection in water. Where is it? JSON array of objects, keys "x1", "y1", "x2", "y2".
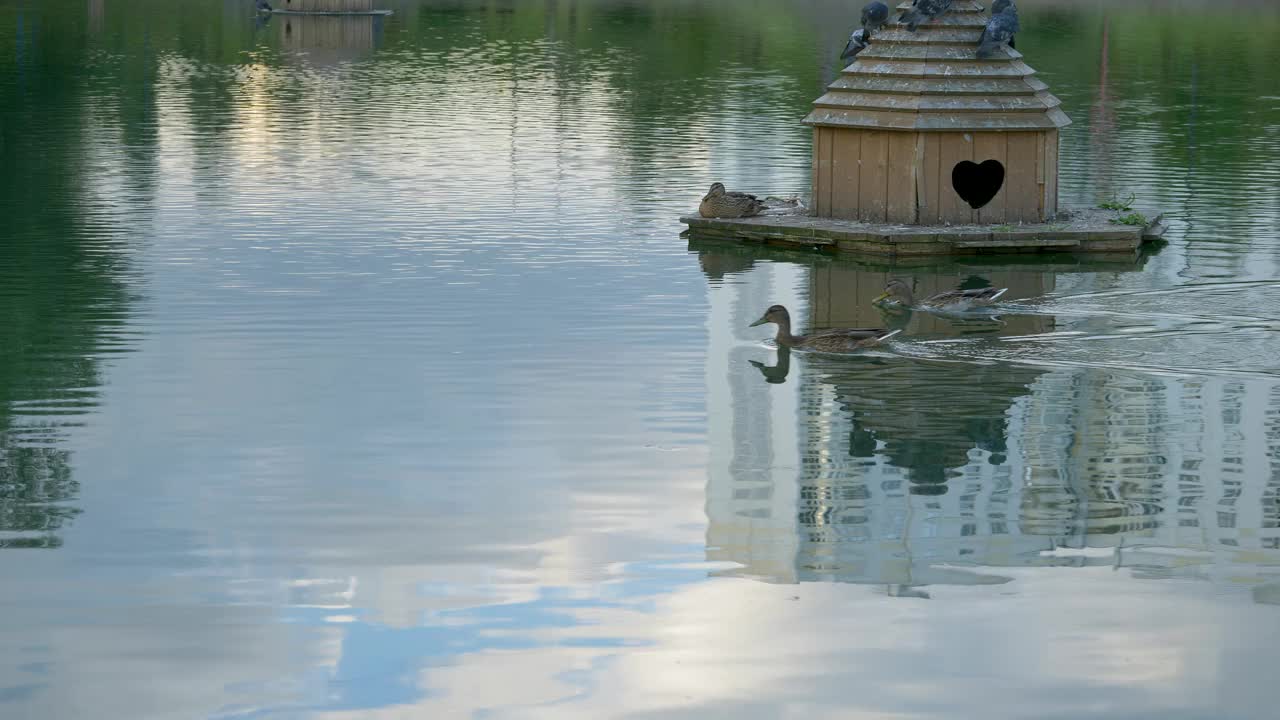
[{"x1": 0, "y1": 4, "x2": 141, "y2": 549}]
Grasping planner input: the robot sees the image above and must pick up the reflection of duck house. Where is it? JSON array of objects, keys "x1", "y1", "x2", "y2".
[
  {"x1": 681, "y1": 1, "x2": 1166, "y2": 256},
  {"x1": 273, "y1": 0, "x2": 391, "y2": 15},
  {"x1": 281, "y1": 14, "x2": 377, "y2": 58},
  {"x1": 806, "y1": 1, "x2": 1067, "y2": 224},
  {"x1": 809, "y1": 265, "x2": 1054, "y2": 337}
]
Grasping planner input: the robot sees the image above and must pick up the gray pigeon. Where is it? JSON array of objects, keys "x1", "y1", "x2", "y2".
[
  {"x1": 841, "y1": 28, "x2": 871, "y2": 60},
  {"x1": 990, "y1": 0, "x2": 1017, "y2": 49},
  {"x1": 898, "y1": 0, "x2": 954, "y2": 32},
  {"x1": 977, "y1": 3, "x2": 1020, "y2": 58},
  {"x1": 861, "y1": 2, "x2": 890, "y2": 32}
]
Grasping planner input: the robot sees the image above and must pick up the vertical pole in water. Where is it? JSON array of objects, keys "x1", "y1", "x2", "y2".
[
  {"x1": 1089, "y1": 13, "x2": 1114, "y2": 195},
  {"x1": 15, "y1": 12, "x2": 24, "y2": 93},
  {"x1": 1185, "y1": 59, "x2": 1199, "y2": 237}
]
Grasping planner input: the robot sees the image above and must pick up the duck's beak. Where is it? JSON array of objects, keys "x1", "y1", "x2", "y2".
[
  {"x1": 749, "y1": 315, "x2": 769, "y2": 327},
  {"x1": 872, "y1": 292, "x2": 890, "y2": 304}
]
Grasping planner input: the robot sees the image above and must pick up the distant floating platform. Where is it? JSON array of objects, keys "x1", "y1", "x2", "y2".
[
  {"x1": 680, "y1": 207, "x2": 1168, "y2": 257},
  {"x1": 268, "y1": 9, "x2": 392, "y2": 15}
]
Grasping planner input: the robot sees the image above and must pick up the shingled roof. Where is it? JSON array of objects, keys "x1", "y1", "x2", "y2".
[{"x1": 804, "y1": 1, "x2": 1071, "y2": 132}]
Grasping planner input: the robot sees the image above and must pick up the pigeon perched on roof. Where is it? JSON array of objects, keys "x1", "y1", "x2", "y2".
[
  {"x1": 977, "y1": 2, "x2": 1021, "y2": 58},
  {"x1": 841, "y1": 28, "x2": 871, "y2": 60},
  {"x1": 898, "y1": 0, "x2": 954, "y2": 33},
  {"x1": 990, "y1": 0, "x2": 1018, "y2": 49},
  {"x1": 861, "y1": 1, "x2": 890, "y2": 32}
]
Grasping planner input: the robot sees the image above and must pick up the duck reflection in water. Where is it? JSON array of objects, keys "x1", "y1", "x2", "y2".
[
  {"x1": 749, "y1": 344, "x2": 899, "y2": 385},
  {"x1": 749, "y1": 346, "x2": 792, "y2": 384},
  {"x1": 887, "y1": 584, "x2": 931, "y2": 600}
]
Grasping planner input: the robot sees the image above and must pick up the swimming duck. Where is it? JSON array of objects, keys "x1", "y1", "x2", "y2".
[
  {"x1": 873, "y1": 279, "x2": 1008, "y2": 312},
  {"x1": 750, "y1": 305, "x2": 899, "y2": 352},
  {"x1": 700, "y1": 183, "x2": 767, "y2": 219}
]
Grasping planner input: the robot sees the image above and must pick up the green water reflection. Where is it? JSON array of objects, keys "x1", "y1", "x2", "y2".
[{"x1": 1, "y1": 0, "x2": 138, "y2": 548}]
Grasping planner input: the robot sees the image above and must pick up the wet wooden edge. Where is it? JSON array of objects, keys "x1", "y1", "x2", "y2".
[{"x1": 678, "y1": 207, "x2": 1166, "y2": 258}]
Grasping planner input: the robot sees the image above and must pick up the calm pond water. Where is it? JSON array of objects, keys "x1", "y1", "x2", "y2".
[{"x1": 2, "y1": 0, "x2": 1280, "y2": 717}]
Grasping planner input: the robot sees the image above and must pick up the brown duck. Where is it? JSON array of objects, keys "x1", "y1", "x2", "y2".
[
  {"x1": 750, "y1": 305, "x2": 899, "y2": 352},
  {"x1": 700, "y1": 183, "x2": 766, "y2": 218},
  {"x1": 874, "y1": 279, "x2": 1008, "y2": 312}
]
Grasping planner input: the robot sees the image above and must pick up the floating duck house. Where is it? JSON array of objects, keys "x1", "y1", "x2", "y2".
[
  {"x1": 681, "y1": 0, "x2": 1165, "y2": 256},
  {"x1": 807, "y1": 1, "x2": 1067, "y2": 225}
]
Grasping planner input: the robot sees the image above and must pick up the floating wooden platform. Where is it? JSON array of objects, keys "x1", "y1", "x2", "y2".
[
  {"x1": 687, "y1": 236, "x2": 1165, "y2": 273},
  {"x1": 680, "y1": 207, "x2": 1167, "y2": 258}
]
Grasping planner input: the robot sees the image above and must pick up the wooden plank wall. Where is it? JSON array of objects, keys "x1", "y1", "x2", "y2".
[
  {"x1": 1004, "y1": 133, "x2": 1040, "y2": 224},
  {"x1": 937, "y1": 133, "x2": 975, "y2": 224},
  {"x1": 1043, "y1": 130, "x2": 1059, "y2": 219},
  {"x1": 858, "y1": 131, "x2": 889, "y2": 222},
  {"x1": 918, "y1": 134, "x2": 941, "y2": 224},
  {"x1": 885, "y1": 133, "x2": 917, "y2": 224},
  {"x1": 813, "y1": 128, "x2": 1052, "y2": 224},
  {"x1": 831, "y1": 130, "x2": 861, "y2": 219},
  {"x1": 813, "y1": 128, "x2": 834, "y2": 217},
  {"x1": 974, "y1": 134, "x2": 1008, "y2": 224}
]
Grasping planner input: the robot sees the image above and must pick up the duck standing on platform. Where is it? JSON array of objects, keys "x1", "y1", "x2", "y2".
[
  {"x1": 749, "y1": 305, "x2": 899, "y2": 352},
  {"x1": 873, "y1": 279, "x2": 1008, "y2": 312},
  {"x1": 699, "y1": 183, "x2": 767, "y2": 219},
  {"x1": 898, "y1": 0, "x2": 954, "y2": 32},
  {"x1": 978, "y1": 0, "x2": 1020, "y2": 58}
]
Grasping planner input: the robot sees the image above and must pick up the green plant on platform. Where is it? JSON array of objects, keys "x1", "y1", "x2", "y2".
[
  {"x1": 1099, "y1": 193, "x2": 1137, "y2": 211},
  {"x1": 1110, "y1": 212, "x2": 1149, "y2": 227}
]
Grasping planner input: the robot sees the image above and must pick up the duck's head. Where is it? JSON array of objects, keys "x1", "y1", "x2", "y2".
[
  {"x1": 874, "y1": 279, "x2": 913, "y2": 305},
  {"x1": 749, "y1": 304, "x2": 790, "y2": 327},
  {"x1": 703, "y1": 182, "x2": 727, "y2": 201}
]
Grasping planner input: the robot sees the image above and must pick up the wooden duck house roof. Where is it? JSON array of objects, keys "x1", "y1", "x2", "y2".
[{"x1": 804, "y1": 1, "x2": 1071, "y2": 132}]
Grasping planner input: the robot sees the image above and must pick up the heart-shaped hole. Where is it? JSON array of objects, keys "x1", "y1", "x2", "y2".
[{"x1": 952, "y1": 160, "x2": 1005, "y2": 210}]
